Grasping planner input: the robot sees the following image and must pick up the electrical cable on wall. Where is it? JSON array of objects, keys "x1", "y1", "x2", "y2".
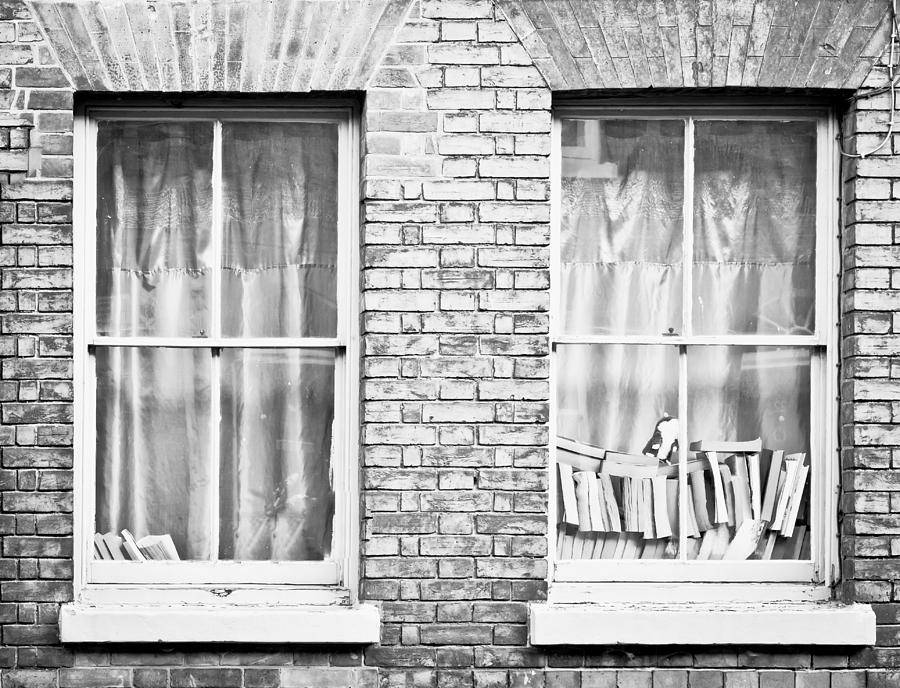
[{"x1": 840, "y1": 0, "x2": 900, "y2": 158}]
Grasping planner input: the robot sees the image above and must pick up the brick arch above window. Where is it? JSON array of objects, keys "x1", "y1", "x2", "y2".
[
  {"x1": 496, "y1": 0, "x2": 891, "y2": 91},
  {"x1": 27, "y1": 0, "x2": 414, "y2": 92}
]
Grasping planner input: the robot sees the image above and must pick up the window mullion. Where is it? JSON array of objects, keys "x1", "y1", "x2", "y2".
[{"x1": 209, "y1": 119, "x2": 224, "y2": 563}]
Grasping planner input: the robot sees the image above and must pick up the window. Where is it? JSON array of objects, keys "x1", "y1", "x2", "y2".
[
  {"x1": 74, "y1": 105, "x2": 358, "y2": 601},
  {"x1": 551, "y1": 106, "x2": 837, "y2": 587}
]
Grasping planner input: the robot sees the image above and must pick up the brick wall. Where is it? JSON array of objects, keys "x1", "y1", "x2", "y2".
[{"x1": 0, "y1": 0, "x2": 897, "y2": 686}]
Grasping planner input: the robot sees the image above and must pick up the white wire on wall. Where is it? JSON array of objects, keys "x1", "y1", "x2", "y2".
[{"x1": 839, "y1": 0, "x2": 900, "y2": 158}]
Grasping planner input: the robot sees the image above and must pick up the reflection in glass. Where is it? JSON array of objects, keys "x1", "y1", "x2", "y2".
[
  {"x1": 687, "y1": 347, "x2": 812, "y2": 561},
  {"x1": 95, "y1": 347, "x2": 212, "y2": 560},
  {"x1": 556, "y1": 344, "x2": 680, "y2": 560},
  {"x1": 559, "y1": 119, "x2": 684, "y2": 336},
  {"x1": 693, "y1": 121, "x2": 817, "y2": 335},
  {"x1": 222, "y1": 122, "x2": 339, "y2": 338},
  {"x1": 96, "y1": 121, "x2": 213, "y2": 338},
  {"x1": 219, "y1": 348, "x2": 335, "y2": 561}
]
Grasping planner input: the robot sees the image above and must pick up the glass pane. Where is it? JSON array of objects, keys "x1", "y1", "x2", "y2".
[
  {"x1": 687, "y1": 346, "x2": 812, "y2": 561},
  {"x1": 219, "y1": 348, "x2": 336, "y2": 561},
  {"x1": 96, "y1": 121, "x2": 213, "y2": 337},
  {"x1": 560, "y1": 118, "x2": 684, "y2": 336},
  {"x1": 222, "y1": 122, "x2": 340, "y2": 338},
  {"x1": 693, "y1": 121, "x2": 817, "y2": 335},
  {"x1": 95, "y1": 347, "x2": 212, "y2": 560},
  {"x1": 555, "y1": 344, "x2": 680, "y2": 560}
]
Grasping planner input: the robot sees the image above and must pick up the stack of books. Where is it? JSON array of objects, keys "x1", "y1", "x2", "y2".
[
  {"x1": 92, "y1": 530, "x2": 180, "y2": 561},
  {"x1": 556, "y1": 437, "x2": 810, "y2": 561}
]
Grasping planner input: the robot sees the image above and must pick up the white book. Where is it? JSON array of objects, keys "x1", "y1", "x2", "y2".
[{"x1": 558, "y1": 463, "x2": 579, "y2": 527}]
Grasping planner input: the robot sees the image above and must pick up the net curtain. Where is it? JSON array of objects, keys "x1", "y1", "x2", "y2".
[
  {"x1": 558, "y1": 119, "x2": 816, "y2": 455},
  {"x1": 94, "y1": 120, "x2": 337, "y2": 561}
]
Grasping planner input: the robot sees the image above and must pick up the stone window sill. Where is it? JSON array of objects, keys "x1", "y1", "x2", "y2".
[
  {"x1": 59, "y1": 603, "x2": 381, "y2": 644},
  {"x1": 529, "y1": 602, "x2": 875, "y2": 645}
]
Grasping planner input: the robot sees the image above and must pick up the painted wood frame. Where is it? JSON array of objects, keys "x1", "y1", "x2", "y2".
[
  {"x1": 549, "y1": 104, "x2": 839, "y2": 592},
  {"x1": 73, "y1": 102, "x2": 361, "y2": 606}
]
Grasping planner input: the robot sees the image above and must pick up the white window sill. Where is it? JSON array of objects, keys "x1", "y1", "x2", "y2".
[
  {"x1": 60, "y1": 603, "x2": 381, "y2": 644},
  {"x1": 529, "y1": 602, "x2": 876, "y2": 645}
]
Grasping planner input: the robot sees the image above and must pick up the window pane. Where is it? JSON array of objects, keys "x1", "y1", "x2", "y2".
[
  {"x1": 219, "y1": 348, "x2": 335, "y2": 561},
  {"x1": 556, "y1": 344, "x2": 679, "y2": 560},
  {"x1": 693, "y1": 121, "x2": 817, "y2": 335},
  {"x1": 560, "y1": 119, "x2": 684, "y2": 336},
  {"x1": 95, "y1": 347, "x2": 212, "y2": 560},
  {"x1": 96, "y1": 121, "x2": 213, "y2": 337},
  {"x1": 222, "y1": 122, "x2": 339, "y2": 338},
  {"x1": 687, "y1": 346, "x2": 812, "y2": 560}
]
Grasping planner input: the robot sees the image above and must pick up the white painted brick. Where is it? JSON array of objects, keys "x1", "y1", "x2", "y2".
[
  {"x1": 365, "y1": 424, "x2": 437, "y2": 445},
  {"x1": 479, "y1": 290, "x2": 548, "y2": 311},
  {"x1": 500, "y1": 44, "x2": 533, "y2": 65},
  {"x1": 423, "y1": 180, "x2": 495, "y2": 200},
  {"x1": 366, "y1": 202, "x2": 440, "y2": 223},
  {"x1": 480, "y1": 111, "x2": 551, "y2": 133},
  {"x1": 441, "y1": 21, "x2": 478, "y2": 41},
  {"x1": 422, "y1": 224, "x2": 495, "y2": 244},
  {"x1": 440, "y1": 291, "x2": 477, "y2": 310},
  {"x1": 364, "y1": 290, "x2": 438, "y2": 312},
  {"x1": 515, "y1": 134, "x2": 551, "y2": 155},
  {"x1": 440, "y1": 203, "x2": 477, "y2": 222},
  {"x1": 443, "y1": 112, "x2": 479, "y2": 132},
  {"x1": 516, "y1": 89, "x2": 552, "y2": 109},
  {"x1": 479, "y1": 156, "x2": 549, "y2": 178},
  {"x1": 365, "y1": 247, "x2": 440, "y2": 268},
  {"x1": 366, "y1": 154, "x2": 441, "y2": 178},
  {"x1": 444, "y1": 66, "x2": 481, "y2": 87},
  {"x1": 438, "y1": 134, "x2": 495, "y2": 155},
  {"x1": 428, "y1": 44, "x2": 499, "y2": 65},
  {"x1": 477, "y1": 21, "x2": 517, "y2": 43},
  {"x1": 427, "y1": 88, "x2": 495, "y2": 109},
  {"x1": 443, "y1": 157, "x2": 478, "y2": 176},
  {"x1": 517, "y1": 180, "x2": 550, "y2": 200},
  {"x1": 422, "y1": 402, "x2": 494, "y2": 423},
  {"x1": 481, "y1": 66, "x2": 544, "y2": 87},
  {"x1": 478, "y1": 202, "x2": 550, "y2": 222}
]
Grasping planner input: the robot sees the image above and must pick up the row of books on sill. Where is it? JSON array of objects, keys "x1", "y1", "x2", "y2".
[
  {"x1": 556, "y1": 437, "x2": 810, "y2": 561},
  {"x1": 93, "y1": 530, "x2": 181, "y2": 561}
]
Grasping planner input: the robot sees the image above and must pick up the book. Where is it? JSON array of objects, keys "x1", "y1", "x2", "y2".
[
  {"x1": 718, "y1": 464, "x2": 736, "y2": 527},
  {"x1": 781, "y1": 463, "x2": 810, "y2": 538},
  {"x1": 623, "y1": 477, "x2": 641, "y2": 532},
  {"x1": 723, "y1": 519, "x2": 767, "y2": 560},
  {"x1": 689, "y1": 471, "x2": 712, "y2": 531},
  {"x1": 640, "y1": 479, "x2": 656, "y2": 539},
  {"x1": 689, "y1": 438, "x2": 763, "y2": 453},
  {"x1": 559, "y1": 529, "x2": 576, "y2": 559},
  {"x1": 585, "y1": 472, "x2": 606, "y2": 532},
  {"x1": 703, "y1": 452, "x2": 729, "y2": 525},
  {"x1": 557, "y1": 447, "x2": 603, "y2": 473},
  {"x1": 102, "y1": 532, "x2": 126, "y2": 560},
  {"x1": 121, "y1": 529, "x2": 146, "y2": 561},
  {"x1": 558, "y1": 462, "x2": 579, "y2": 527},
  {"x1": 746, "y1": 452, "x2": 762, "y2": 520},
  {"x1": 598, "y1": 474, "x2": 621, "y2": 532},
  {"x1": 137, "y1": 534, "x2": 180, "y2": 560},
  {"x1": 651, "y1": 476, "x2": 672, "y2": 540},
  {"x1": 573, "y1": 472, "x2": 594, "y2": 532},
  {"x1": 621, "y1": 532, "x2": 642, "y2": 559},
  {"x1": 770, "y1": 457, "x2": 801, "y2": 532},
  {"x1": 601, "y1": 450, "x2": 659, "y2": 466},
  {"x1": 93, "y1": 532, "x2": 112, "y2": 560},
  {"x1": 724, "y1": 455, "x2": 752, "y2": 529},
  {"x1": 557, "y1": 436, "x2": 606, "y2": 460},
  {"x1": 697, "y1": 523, "x2": 731, "y2": 561},
  {"x1": 92, "y1": 536, "x2": 106, "y2": 560},
  {"x1": 760, "y1": 449, "x2": 785, "y2": 522}
]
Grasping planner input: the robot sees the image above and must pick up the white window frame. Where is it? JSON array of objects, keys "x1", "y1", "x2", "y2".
[
  {"x1": 549, "y1": 104, "x2": 840, "y2": 600},
  {"x1": 72, "y1": 101, "x2": 361, "y2": 607}
]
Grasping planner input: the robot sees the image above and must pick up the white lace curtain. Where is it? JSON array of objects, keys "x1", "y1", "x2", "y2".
[
  {"x1": 94, "y1": 120, "x2": 338, "y2": 561},
  {"x1": 557, "y1": 119, "x2": 815, "y2": 455}
]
